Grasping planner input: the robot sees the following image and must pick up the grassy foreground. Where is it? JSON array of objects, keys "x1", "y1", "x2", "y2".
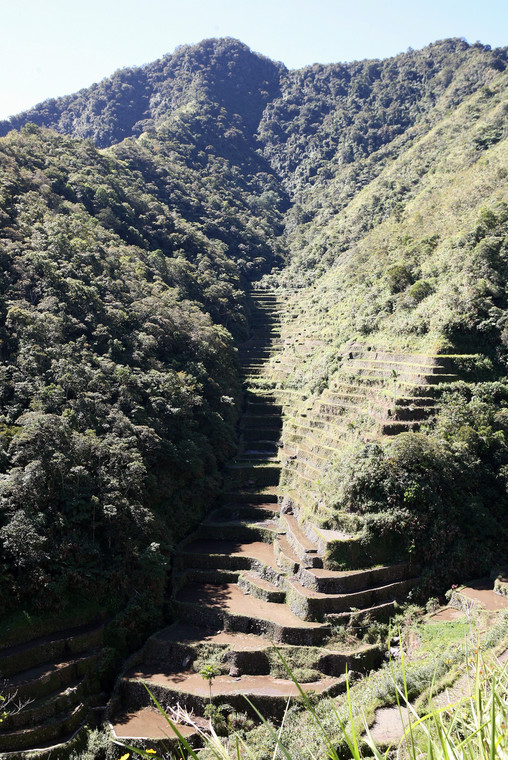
[{"x1": 111, "y1": 613, "x2": 508, "y2": 760}]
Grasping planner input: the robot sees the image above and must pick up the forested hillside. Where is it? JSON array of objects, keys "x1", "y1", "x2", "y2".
[
  {"x1": 0, "y1": 93, "x2": 285, "y2": 640},
  {"x1": 1, "y1": 35, "x2": 508, "y2": 643}
]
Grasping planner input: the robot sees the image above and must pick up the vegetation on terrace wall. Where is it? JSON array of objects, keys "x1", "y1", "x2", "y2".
[
  {"x1": 321, "y1": 381, "x2": 508, "y2": 592},
  {"x1": 268, "y1": 64, "x2": 508, "y2": 590}
]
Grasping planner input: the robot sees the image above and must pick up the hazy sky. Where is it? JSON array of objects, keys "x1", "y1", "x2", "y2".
[{"x1": 1, "y1": 0, "x2": 507, "y2": 120}]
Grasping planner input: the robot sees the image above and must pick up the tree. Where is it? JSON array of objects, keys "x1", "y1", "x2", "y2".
[{"x1": 199, "y1": 664, "x2": 221, "y2": 703}]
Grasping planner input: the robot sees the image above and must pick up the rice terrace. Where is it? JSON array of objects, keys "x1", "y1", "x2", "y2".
[{"x1": 1, "y1": 32, "x2": 508, "y2": 759}]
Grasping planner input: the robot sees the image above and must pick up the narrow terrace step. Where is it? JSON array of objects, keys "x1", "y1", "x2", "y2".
[
  {"x1": 195, "y1": 517, "x2": 279, "y2": 543},
  {"x1": 390, "y1": 406, "x2": 434, "y2": 422},
  {"x1": 238, "y1": 572, "x2": 286, "y2": 603},
  {"x1": 175, "y1": 568, "x2": 241, "y2": 588},
  {"x1": 241, "y1": 350, "x2": 279, "y2": 358},
  {"x1": 176, "y1": 539, "x2": 281, "y2": 578},
  {"x1": 319, "y1": 393, "x2": 437, "y2": 418},
  {"x1": 141, "y1": 623, "x2": 383, "y2": 679},
  {"x1": 280, "y1": 514, "x2": 322, "y2": 568},
  {"x1": 210, "y1": 503, "x2": 279, "y2": 521},
  {"x1": 0, "y1": 725, "x2": 88, "y2": 760},
  {"x1": 221, "y1": 488, "x2": 279, "y2": 503},
  {"x1": 286, "y1": 458, "x2": 322, "y2": 482},
  {"x1": 249, "y1": 318, "x2": 281, "y2": 327},
  {"x1": 250, "y1": 300, "x2": 282, "y2": 308},
  {"x1": 288, "y1": 442, "x2": 329, "y2": 465},
  {"x1": 274, "y1": 535, "x2": 300, "y2": 575},
  {"x1": 236, "y1": 450, "x2": 279, "y2": 461},
  {"x1": 250, "y1": 305, "x2": 281, "y2": 313},
  {"x1": 1, "y1": 680, "x2": 85, "y2": 731},
  {"x1": 245, "y1": 403, "x2": 283, "y2": 415},
  {"x1": 3, "y1": 651, "x2": 101, "y2": 703},
  {"x1": 122, "y1": 670, "x2": 343, "y2": 721},
  {"x1": 381, "y1": 421, "x2": 421, "y2": 435},
  {"x1": 245, "y1": 392, "x2": 279, "y2": 403},
  {"x1": 307, "y1": 526, "x2": 355, "y2": 556},
  {"x1": 240, "y1": 446, "x2": 279, "y2": 458},
  {"x1": 286, "y1": 578, "x2": 417, "y2": 622},
  {"x1": 240, "y1": 414, "x2": 283, "y2": 429},
  {"x1": 395, "y1": 396, "x2": 437, "y2": 407},
  {"x1": 247, "y1": 325, "x2": 280, "y2": 333},
  {"x1": 225, "y1": 462, "x2": 281, "y2": 489},
  {"x1": 325, "y1": 599, "x2": 398, "y2": 627},
  {"x1": 241, "y1": 359, "x2": 272, "y2": 367},
  {"x1": 0, "y1": 703, "x2": 86, "y2": 753},
  {"x1": 242, "y1": 339, "x2": 282, "y2": 349},
  {"x1": 298, "y1": 562, "x2": 416, "y2": 594},
  {"x1": 143, "y1": 623, "x2": 272, "y2": 663},
  {"x1": 352, "y1": 368, "x2": 458, "y2": 385},
  {"x1": 140, "y1": 624, "x2": 275, "y2": 682},
  {"x1": 227, "y1": 460, "x2": 282, "y2": 472},
  {"x1": 0, "y1": 620, "x2": 104, "y2": 678},
  {"x1": 110, "y1": 707, "x2": 198, "y2": 745},
  {"x1": 175, "y1": 583, "x2": 330, "y2": 645},
  {"x1": 239, "y1": 347, "x2": 274, "y2": 356},
  {"x1": 350, "y1": 359, "x2": 451, "y2": 375},
  {"x1": 242, "y1": 427, "x2": 282, "y2": 442}
]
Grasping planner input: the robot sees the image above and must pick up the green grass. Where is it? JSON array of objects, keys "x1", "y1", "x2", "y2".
[{"x1": 418, "y1": 620, "x2": 471, "y2": 654}]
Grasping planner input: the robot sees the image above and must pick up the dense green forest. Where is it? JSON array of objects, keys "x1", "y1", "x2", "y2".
[{"x1": 1, "y1": 36, "x2": 508, "y2": 636}]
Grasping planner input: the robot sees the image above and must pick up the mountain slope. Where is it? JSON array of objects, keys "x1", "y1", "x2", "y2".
[
  {"x1": 0, "y1": 35, "x2": 508, "y2": 644},
  {"x1": 269, "y1": 63, "x2": 508, "y2": 591},
  {"x1": 0, "y1": 38, "x2": 284, "y2": 148}
]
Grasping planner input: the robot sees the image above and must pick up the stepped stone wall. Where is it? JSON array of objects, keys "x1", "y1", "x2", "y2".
[
  {"x1": 0, "y1": 619, "x2": 107, "y2": 758},
  {"x1": 272, "y1": 296, "x2": 481, "y2": 527},
  {"x1": 0, "y1": 289, "x2": 456, "y2": 756},
  {"x1": 105, "y1": 291, "x2": 419, "y2": 753}
]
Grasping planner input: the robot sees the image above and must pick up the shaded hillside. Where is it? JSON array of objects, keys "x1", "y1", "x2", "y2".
[
  {"x1": 260, "y1": 38, "x2": 507, "y2": 197},
  {"x1": 0, "y1": 117, "x2": 284, "y2": 641}
]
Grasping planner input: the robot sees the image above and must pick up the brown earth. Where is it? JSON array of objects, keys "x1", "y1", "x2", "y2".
[
  {"x1": 176, "y1": 582, "x2": 324, "y2": 629},
  {"x1": 459, "y1": 579, "x2": 508, "y2": 611},
  {"x1": 111, "y1": 707, "x2": 197, "y2": 739},
  {"x1": 368, "y1": 705, "x2": 409, "y2": 746},
  {"x1": 127, "y1": 670, "x2": 336, "y2": 697},
  {"x1": 152, "y1": 623, "x2": 271, "y2": 651},
  {"x1": 428, "y1": 607, "x2": 464, "y2": 622},
  {"x1": 182, "y1": 539, "x2": 280, "y2": 570}
]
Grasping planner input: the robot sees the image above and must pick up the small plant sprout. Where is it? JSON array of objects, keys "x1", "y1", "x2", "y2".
[{"x1": 200, "y1": 663, "x2": 221, "y2": 703}]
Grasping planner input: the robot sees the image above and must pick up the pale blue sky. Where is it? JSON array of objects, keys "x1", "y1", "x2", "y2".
[{"x1": 1, "y1": 0, "x2": 507, "y2": 120}]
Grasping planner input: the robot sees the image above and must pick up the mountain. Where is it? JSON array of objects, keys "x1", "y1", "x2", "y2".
[
  {"x1": 0, "y1": 38, "x2": 284, "y2": 148},
  {"x1": 1, "y1": 35, "x2": 508, "y2": 643}
]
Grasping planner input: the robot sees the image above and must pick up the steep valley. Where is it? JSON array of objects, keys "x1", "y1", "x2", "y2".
[{"x1": 1, "y1": 35, "x2": 508, "y2": 757}]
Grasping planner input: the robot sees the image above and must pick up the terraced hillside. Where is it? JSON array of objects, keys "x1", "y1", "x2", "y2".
[
  {"x1": 1, "y1": 36, "x2": 508, "y2": 757},
  {"x1": 106, "y1": 291, "x2": 419, "y2": 754},
  {"x1": 274, "y1": 335, "x2": 465, "y2": 526},
  {"x1": 0, "y1": 617, "x2": 107, "y2": 758}
]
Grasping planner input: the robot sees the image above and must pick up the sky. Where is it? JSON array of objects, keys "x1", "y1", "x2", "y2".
[{"x1": 1, "y1": 0, "x2": 507, "y2": 120}]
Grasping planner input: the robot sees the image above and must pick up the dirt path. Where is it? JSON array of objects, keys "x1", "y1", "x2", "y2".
[
  {"x1": 127, "y1": 671, "x2": 337, "y2": 697},
  {"x1": 176, "y1": 582, "x2": 324, "y2": 628},
  {"x1": 369, "y1": 705, "x2": 409, "y2": 745}
]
